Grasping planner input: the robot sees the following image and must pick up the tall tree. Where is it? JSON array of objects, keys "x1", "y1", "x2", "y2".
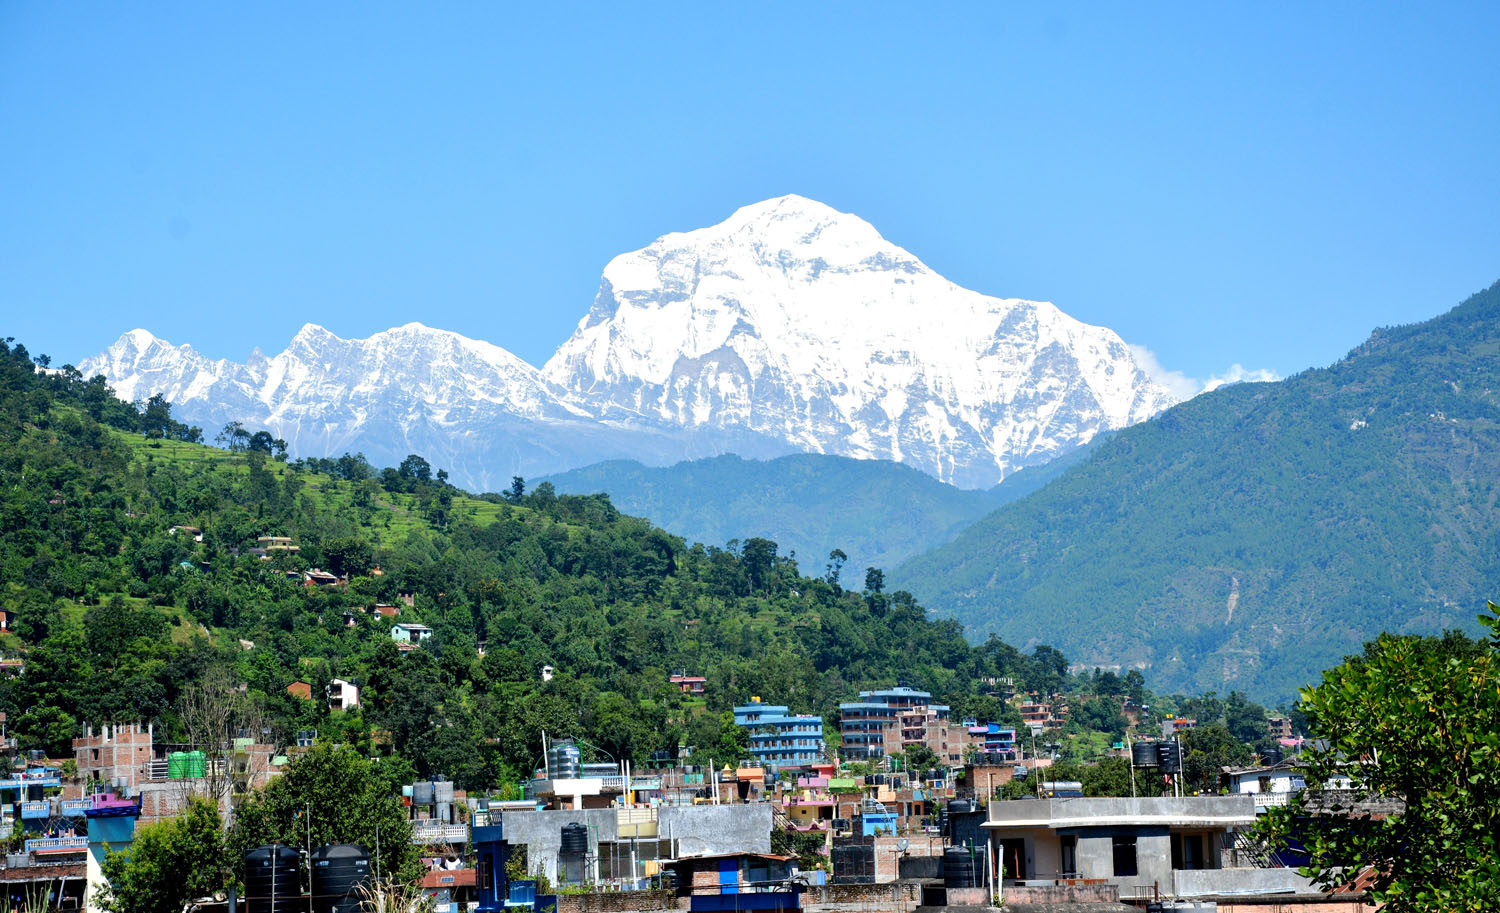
[
  {"x1": 100, "y1": 799, "x2": 228, "y2": 913},
  {"x1": 228, "y1": 742, "x2": 419, "y2": 882},
  {"x1": 1260, "y1": 605, "x2": 1500, "y2": 912}
]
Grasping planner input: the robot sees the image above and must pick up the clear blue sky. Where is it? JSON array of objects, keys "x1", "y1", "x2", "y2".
[{"x1": 3, "y1": 3, "x2": 1497, "y2": 386}]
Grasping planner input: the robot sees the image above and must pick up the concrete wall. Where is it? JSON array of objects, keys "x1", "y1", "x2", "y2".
[
  {"x1": 1002, "y1": 883, "x2": 1119, "y2": 905},
  {"x1": 801, "y1": 880, "x2": 919, "y2": 913},
  {"x1": 1174, "y1": 867, "x2": 1315, "y2": 896},
  {"x1": 660, "y1": 805, "x2": 772, "y2": 859},
  {"x1": 502, "y1": 805, "x2": 772, "y2": 883}
]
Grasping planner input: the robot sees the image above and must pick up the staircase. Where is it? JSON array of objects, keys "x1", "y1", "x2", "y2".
[{"x1": 1231, "y1": 829, "x2": 1277, "y2": 868}]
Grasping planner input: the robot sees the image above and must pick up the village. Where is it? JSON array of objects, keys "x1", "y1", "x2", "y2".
[{"x1": 0, "y1": 668, "x2": 1377, "y2": 913}]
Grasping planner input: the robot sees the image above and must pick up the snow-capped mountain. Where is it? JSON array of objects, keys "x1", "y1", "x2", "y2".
[
  {"x1": 544, "y1": 195, "x2": 1178, "y2": 486},
  {"x1": 82, "y1": 195, "x2": 1181, "y2": 489}
]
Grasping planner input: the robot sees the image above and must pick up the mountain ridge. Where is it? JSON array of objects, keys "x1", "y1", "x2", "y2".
[
  {"x1": 80, "y1": 195, "x2": 1181, "y2": 489},
  {"x1": 896, "y1": 279, "x2": 1500, "y2": 702}
]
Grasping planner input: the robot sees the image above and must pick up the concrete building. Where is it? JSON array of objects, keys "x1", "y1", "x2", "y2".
[
  {"x1": 500, "y1": 803, "x2": 773, "y2": 887},
  {"x1": 734, "y1": 699, "x2": 824, "y2": 770},
  {"x1": 327, "y1": 677, "x2": 360, "y2": 711},
  {"x1": 982, "y1": 795, "x2": 1314, "y2": 900},
  {"x1": 838, "y1": 686, "x2": 970, "y2": 763}
]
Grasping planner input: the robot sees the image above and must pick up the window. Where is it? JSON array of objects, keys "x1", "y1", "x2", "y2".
[{"x1": 1111, "y1": 836, "x2": 1138, "y2": 877}]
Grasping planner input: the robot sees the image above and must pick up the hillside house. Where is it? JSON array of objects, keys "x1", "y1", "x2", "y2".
[
  {"x1": 392, "y1": 623, "x2": 433, "y2": 646},
  {"x1": 327, "y1": 678, "x2": 360, "y2": 711},
  {"x1": 670, "y1": 673, "x2": 708, "y2": 695}
]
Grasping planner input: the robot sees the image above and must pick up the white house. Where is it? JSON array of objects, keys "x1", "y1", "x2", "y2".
[{"x1": 327, "y1": 678, "x2": 360, "y2": 712}]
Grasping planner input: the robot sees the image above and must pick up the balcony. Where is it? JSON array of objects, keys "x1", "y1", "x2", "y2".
[
  {"x1": 23, "y1": 837, "x2": 88, "y2": 860},
  {"x1": 410, "y1": 822, "x2": 468, "y2": 844},
  {"x1": 1251, "y1": 792, "x2": 1290, "y2": 808}
]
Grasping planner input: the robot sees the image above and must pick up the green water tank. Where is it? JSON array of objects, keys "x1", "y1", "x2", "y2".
[
  {"x1": 168, "y1": 752, "x2": 187, "y2": 779},
  {"x1": 186, "y1": 751, "x2": 207, "y2": 779}
]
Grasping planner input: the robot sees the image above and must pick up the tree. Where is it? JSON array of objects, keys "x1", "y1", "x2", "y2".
[
  {"x1": 216, "y1": 421, "x2": 251, "y2": 451},
  {"x1": 904, "y1": 743, "x2": 939, "y2": 772},
  {"x1": 741, "y1": 538, "x2": 778, "y2": 593},
  {"x1": 177, "y1": 672, "x2": 270, "y2": 808},
  {"x1": 247, "y1": 430, "x2": 287, "y2": 457},
  {"x1": 1259, "y1": 606, "x2": 1500, "y2": 912},
  {"x1": 228, "y1": 742, "x2": 419, "y2": 882},
  {"x1": 397, "y1": 454, "x2": 432, "y2": 485},
  {"x1": 100, "y1": 798, "x2": 228, "y2": 913},
  {"x1": 864, "y1": 567, "x2": 884, "y2": 594},
  {"x1": 506, "y1": 476, "x2": 525, "y2": 503},
  {"x1": 824, "y1": 549, "x2": 847, "y2": 592}
]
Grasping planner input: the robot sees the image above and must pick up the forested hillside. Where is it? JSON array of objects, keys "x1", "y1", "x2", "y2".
[
  {"x1": 540, "y1": 450, "x2": 1094, "y2": 575},
  {"x1": 0, "y1": 335, "x2": 1112, "y2": 788},
  {"x1": 898, "y1": 281, "x2": 1500, "y2": 702}
]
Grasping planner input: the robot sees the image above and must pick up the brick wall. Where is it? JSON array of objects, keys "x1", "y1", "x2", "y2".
[{"x1": 551, "y1": 889, "x2": 677, "y2": 913}]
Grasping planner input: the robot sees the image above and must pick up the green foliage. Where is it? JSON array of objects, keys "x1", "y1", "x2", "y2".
[
  {"x1": 100, "y1": 798, "x2": 228, "y2": 913},
  {"x1": 227, "y1": 742, "x2": 419, "y2": 881},
  {"x1": 0, "y1": 332, "x2": 1188, "y2": 789},
  {"x1": 1259, "y1": 605, "x2": 1500, "y2": 912},
  {"x1": 900, "y1": 280, "x2": 1500, "y2": 701},
  {"x1": 771, "y1": 826, "x2": 829, "y2": 870}
]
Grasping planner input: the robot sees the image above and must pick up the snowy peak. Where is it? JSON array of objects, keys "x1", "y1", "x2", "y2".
[
  {"x1": 83, "y1": 195, "x2": 1185, "y2": 489},
  {"x1": 544, "y1": 196, "x2": 1179, "y2": 485}
]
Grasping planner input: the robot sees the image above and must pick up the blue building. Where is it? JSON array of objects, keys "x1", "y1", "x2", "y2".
[
  {"x1": 733, "y1": 698, "x2": 824, "y2": 770},
  {"x1": 838, "y1": 685, "x2": 952, "y2": 761},
  {"x1": 964, "y1": 720, "x2": 1018, "y2": 760}
]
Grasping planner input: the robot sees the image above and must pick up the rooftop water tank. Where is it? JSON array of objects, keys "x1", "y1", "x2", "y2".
[
  {"x1": 1131, "y1": 741, "x2": 1159, "y2": 767},
  {"x1": 547, "y1": 742, "x2": 581, "y2": 780},
  {"x1": 310, "y1": 844, "x2": 370, "y2": 913},
  {"x1": 560, "y1": 823, "x2": 589, "y2": 856},
  {"x1": 244, "y1": 845, "x2": 301, "y2": 913},
  {"x1": 942, "y1": 846, "x2": 980, "y2": 888}
]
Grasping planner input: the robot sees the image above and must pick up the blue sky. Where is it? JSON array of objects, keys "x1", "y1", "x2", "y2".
[{"x1": 3, "y1": 3, "x2": 1497, "y2": 388}]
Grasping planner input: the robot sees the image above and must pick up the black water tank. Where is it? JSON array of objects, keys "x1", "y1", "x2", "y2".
[
  {"x1": 311, "y1": 844, "x2": 370, "y2": 913},
  {"x1": 560, "y1": 823, "x2": 589, "y2": 855},
  {"x1": 1131, "y1": 741, "x2": 1159, "y2": 767},
  {"x1": 943, "y1": 846, "x2": 980, "y2": 888},
  {"x1": 947, "y1": 799, "x2": 974, "y2": 816},
  {"x1": 1261, "y1": 747, "x2": 1283, "y2": 765},
  {"x1": 244, "y1": 845, "x2": 302, "y2": 913},
  {"x1": 1156, "y1": 741, "x2": 1183, "y2": 773}
]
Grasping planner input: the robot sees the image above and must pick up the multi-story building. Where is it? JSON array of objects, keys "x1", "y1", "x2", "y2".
[
  {"x1": 838, "y1": 685, "x2": 972, "y2": 763},
  {"x1": 733, "y1": 698, "x2": 824, "y2": 769},
  {"x1": 964, "y1": 721, "x2": 1018, "y2": 761},
  {"x1": 1267, "y1": 716, "x2": 1293, "y2": 740}
]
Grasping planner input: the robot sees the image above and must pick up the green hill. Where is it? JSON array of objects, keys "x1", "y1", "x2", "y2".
[
  {"x1": 538, "y1": 448, "x2": 1092, "y2": 575},
  {"x1": 896, "y1": 280, "x2": 1500, "y2": 702},
  {"x1": 0, "y1": 335, "x2": 1123, "y2": 786}
]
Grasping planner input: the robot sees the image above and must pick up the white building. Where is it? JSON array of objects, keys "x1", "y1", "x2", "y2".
[{"x1": 327, "y1": 678, "x2": 360, "y2": 712}]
